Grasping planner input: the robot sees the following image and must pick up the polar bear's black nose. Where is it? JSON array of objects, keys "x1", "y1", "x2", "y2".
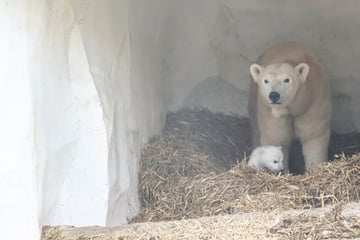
[{"x1": 269, "y1": 92, "x2": 280, "y2": 103}]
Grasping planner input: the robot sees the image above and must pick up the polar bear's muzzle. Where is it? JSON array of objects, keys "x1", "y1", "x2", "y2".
[{"x1": 269, "y1": 91, "x2": 281, "y2": 104}]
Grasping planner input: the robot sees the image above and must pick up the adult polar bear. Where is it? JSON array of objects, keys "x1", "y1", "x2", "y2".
[{"x1": 249, "y1": 42, "x2": 331, "y2": 171}]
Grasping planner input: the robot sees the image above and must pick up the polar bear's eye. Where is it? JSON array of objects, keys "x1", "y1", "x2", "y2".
[
  {"x1": 273, "y1": 160, "x2": 278, "y2": 164},
  {"x1": 264, "y1": 79, "x2": 269, "y2": 84},
  {"x1": 284, "y1": 78, "x2": 290, "y2": 83}
]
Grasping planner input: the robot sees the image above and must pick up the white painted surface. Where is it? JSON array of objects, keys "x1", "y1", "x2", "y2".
[
  {"x1": 0, "y1": 1, "x2": 39, "y2": 239},
  {"x1": 0, "y1": 0, "x2": 165, "y2": 238},
  {"x1": 1, "y1": 1, "x2": 360, "y2": 239}
]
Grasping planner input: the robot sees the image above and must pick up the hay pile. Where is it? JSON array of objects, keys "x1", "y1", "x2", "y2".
[
  {"x1": 134, "y1": 109, "x2": 360, "y2": 223},
  {"x1": 135, "y1": 153, "x2": 360, "y2": 223},
  {"x1": 164, "y1": 109, "x2": 252, "y2": 169},
  {"x1": 42, "y1": 109, "x2": 360, "y2": 240}
]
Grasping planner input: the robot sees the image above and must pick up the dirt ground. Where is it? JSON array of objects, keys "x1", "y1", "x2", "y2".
[{"x1": 42, "y1": 202, "x2": 360, "y2": 240}]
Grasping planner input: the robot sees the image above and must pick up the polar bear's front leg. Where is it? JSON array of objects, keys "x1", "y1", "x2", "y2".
[
  {"x1": 258, "y1": 113, "x2": 293, "y2": 172},
  {"x1": 301, "y1": 129, "x2": 330, "y2": 170},
  {"x1": 281, "y1": 146, "x2": 290, "y2": 171}
]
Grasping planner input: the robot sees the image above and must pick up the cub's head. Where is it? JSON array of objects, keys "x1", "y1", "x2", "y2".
[
  {"x1": 250, "y1": 62, "x2": 309, "y2": 107},
  {"x1": 248, "y1": 145, "x2": 284, "y2": 173}
]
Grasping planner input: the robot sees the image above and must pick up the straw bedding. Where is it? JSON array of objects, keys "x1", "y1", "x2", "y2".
[
  {"x1": 135, "y1": 146, "x2": 360, "y2": 223},
  {"x1": 134, "y1": 109, "x2": 360, "y2": 223},
  {"x1": 42, "y1": 109, "x2": 360, "y2": 239}
]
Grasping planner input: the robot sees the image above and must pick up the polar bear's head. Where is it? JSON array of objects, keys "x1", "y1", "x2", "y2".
[{"x1": 250, "y1": 62, "x2": 309, "y2": 108}]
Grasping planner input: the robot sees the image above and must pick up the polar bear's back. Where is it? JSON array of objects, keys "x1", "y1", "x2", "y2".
[{"x1": 257, "y1": 42, "x2": 321, "y2": 67}]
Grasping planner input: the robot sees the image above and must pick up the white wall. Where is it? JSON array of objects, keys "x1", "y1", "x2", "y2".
[
  {"x1": 0, "y1": 0, "x2": 166, "y2": 239},
  {"x1": 31, "y1": 0, "x2": 166, "y2": 227},
  {"x1": 0, "y1": 2, "x2": 39, "y2": 239}
]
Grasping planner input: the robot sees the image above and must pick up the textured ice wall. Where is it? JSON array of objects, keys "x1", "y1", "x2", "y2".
[{"x1": 30, "y1": 0, "x2": 166, "y2": 227}]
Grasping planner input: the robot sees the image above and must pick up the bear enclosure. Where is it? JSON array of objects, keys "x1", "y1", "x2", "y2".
[{"x1": 1, "y1": 1, "x2": 360, "y2": 240}]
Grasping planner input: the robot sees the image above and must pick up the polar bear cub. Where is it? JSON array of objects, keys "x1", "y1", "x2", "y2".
[{"x1": 248, "y1": 145, "x2": 284, "y2": 173}]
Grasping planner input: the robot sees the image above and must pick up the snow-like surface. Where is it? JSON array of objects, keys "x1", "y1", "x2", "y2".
[{"x1": 0, "y1": 2, "x2": 38, "y2": 239}]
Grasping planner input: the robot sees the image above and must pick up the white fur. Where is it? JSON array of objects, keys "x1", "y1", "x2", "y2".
[
  {"x1": 247, "y1": 145, "x2": 284, "y2": 173},
  {"x1": 248, "y1": 42, "x2": 331, "y2": 171},
  {"x1": 250, "y1": 63, "x2": 306, "y2": 106}
]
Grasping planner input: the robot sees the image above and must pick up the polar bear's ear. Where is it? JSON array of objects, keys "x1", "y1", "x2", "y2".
[
  {"x1": 250, "y1": 64, "x2": 264, "y2": 82},
  {"x1": 277, "y1": 146, "x2": 282, "y2": 150},
  {"x1": 295, "y1": 63, "x2": 310, "y2": 83}
]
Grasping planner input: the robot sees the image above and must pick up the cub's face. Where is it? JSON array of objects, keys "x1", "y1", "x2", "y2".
[
  {"x1": 250, "y1": 62, "x2": 309, "y2": 106},
  {"x1": 262, "y1": 146, "x2": 284, "y2": 173}
]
